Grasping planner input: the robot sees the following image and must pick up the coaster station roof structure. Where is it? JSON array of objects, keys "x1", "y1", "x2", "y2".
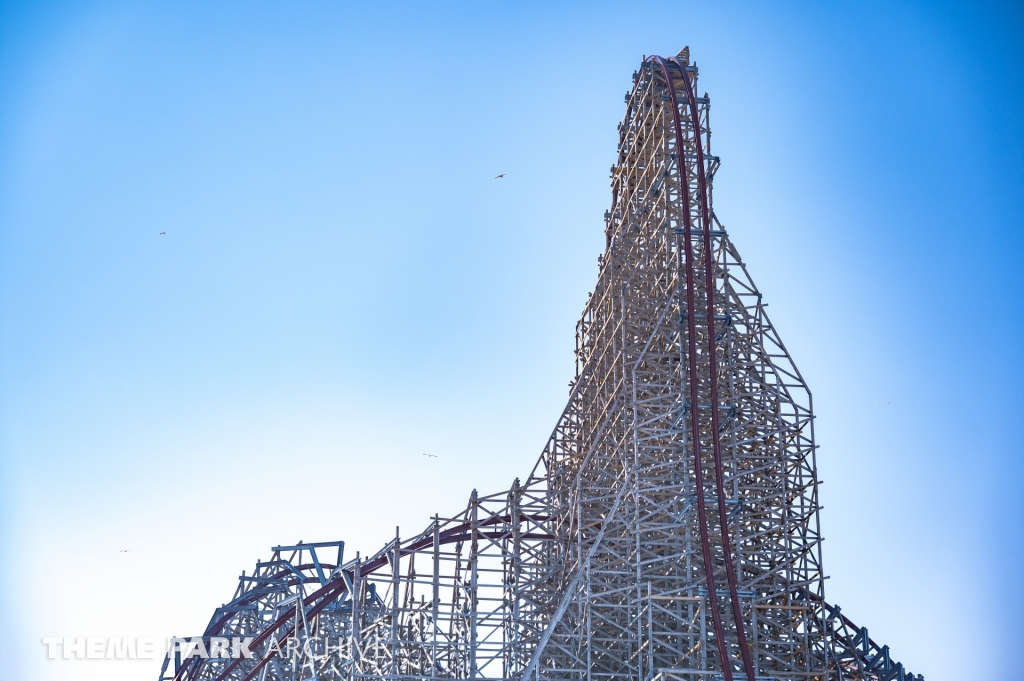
[{"x1": 160, "y1": 49, "x2": 922, "y2": 681}]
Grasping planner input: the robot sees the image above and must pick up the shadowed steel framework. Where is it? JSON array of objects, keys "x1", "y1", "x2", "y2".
[{"x1": 161, "y1": 50, "x2": 922, "y2": 681}]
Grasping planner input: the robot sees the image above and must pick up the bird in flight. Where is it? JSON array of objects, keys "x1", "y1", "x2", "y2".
[
  {"x1": 494, "y1": 174, "x2": 505, "y2": 179},
  {"x1": 880, "y1": 401, "x2": 890, "y2": 406},
  {"x1": 422, "y1": 453, "x2": 437, "y2": 458},
  {"x1": 119, "y1": 549, "x2": 131, "y2": 553},
  {"x1": 159, "y1": 232, "x2": 166, "y2": 235}
]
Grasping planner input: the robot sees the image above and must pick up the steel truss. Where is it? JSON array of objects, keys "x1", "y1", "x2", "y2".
[{"x1": 161, "y1": 49, "x2": 921, "y2": 681}]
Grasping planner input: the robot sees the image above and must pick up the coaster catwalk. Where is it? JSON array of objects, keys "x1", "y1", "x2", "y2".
[{"x1": 161, "y1": 49, "x2": 922, "y2": 681}]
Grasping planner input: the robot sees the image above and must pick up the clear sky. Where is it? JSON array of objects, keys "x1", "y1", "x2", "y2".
[{"x1": 1, "y1": 1, "x2": 1021, "y2": 679}]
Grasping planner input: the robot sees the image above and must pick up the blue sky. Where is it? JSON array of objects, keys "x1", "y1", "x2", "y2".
[{"x1": 1, "y1": 2, "x2": 1021, "y2": 679}]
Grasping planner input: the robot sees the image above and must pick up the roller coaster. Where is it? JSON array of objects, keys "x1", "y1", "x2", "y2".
[{"x1": 160, "y1": 49, "x2": 922, "y2": 681}]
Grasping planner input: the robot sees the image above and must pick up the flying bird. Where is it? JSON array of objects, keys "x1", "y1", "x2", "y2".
[
  {"x1": 494, "y1": 174, "x2": 505, "y2": 179},
  {"x1": 422, "y1": 453, "x2": 437, "y2": 458},
  {"x1": 880, "y1": 401, "x2": 890, "y2": 406},
  {"x1": 159, "y1": 232, "x2": 166, "y2": 235},
  {"x1": 119, "y1": 549, "x2": 131, "y2": 553}
]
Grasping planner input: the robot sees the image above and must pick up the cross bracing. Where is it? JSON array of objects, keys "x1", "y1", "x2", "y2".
[{"x1": 160, "y1": 49, "x2": 922, "y2": 681}]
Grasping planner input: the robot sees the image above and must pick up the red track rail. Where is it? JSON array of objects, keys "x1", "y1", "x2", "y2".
[
  {"x1": 646, "y1": 55, "x2": 745, "y2": 681},
  {"x1": 171, "y1": 515, "x2": 552, "y2": 681},
  {"x1": 673, "y1": 55, "x2": 757, "y2": 681}
]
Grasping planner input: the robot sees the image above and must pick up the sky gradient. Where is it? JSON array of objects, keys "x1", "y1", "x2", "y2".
[{"x1": 1, "y1": 2, "x2": 1022, "y2": 679}]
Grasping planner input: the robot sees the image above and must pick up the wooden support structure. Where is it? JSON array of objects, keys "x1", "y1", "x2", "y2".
[{"x1": 159, "y1": 50, "x2": 921, "y2": 681}]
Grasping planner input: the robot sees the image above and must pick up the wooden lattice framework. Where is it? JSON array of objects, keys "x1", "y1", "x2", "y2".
[{"x1": 161, "y1": 50, "x2": 922, "y2": 681}]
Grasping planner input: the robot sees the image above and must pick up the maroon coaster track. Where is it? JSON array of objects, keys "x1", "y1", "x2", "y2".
[
  {"x1": 645, "y1": 54, "x2": 755, "y2": 681},
  {"x1": 171, "y1": 516, "x2": 553, "y2": 681}
]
